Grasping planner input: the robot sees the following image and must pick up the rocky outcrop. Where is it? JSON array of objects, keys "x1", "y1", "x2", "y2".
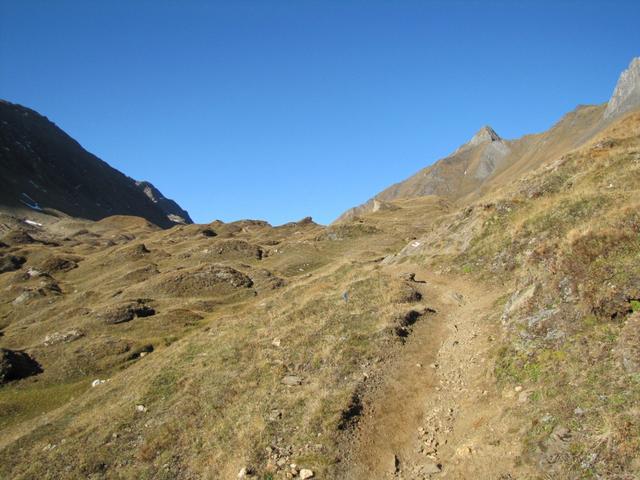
[
  {"x1": 135, "y1": 181, "x2": 193, "y2": 224},
  {"x1": 604, "y1": 57, "x2": 640, "y2": 120},
  {"x1": 460, "y1": 125, "x2": 502, "y2": 150}
]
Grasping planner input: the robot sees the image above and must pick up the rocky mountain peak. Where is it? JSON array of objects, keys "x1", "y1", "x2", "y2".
[
  {"x1": 604, "y1": 56, "x2": 640, "y2": 120},
  {"x1": 467, "y1": 125, "x2": 502, "y2": 148}
]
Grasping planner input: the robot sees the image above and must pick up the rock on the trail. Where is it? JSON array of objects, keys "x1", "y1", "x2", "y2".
[
  {"x1": 422, "y1": 461, "x2": 442, "y2": 474},
  {"x1": 299, "y1": 468, "x2": 314, "y2": 479},
  {"x1": 451, "y1": 292, "x2": 465, "y2": 305},
  {"x1": 389, "y1": 454, "x2": 400, "y2": 473}
]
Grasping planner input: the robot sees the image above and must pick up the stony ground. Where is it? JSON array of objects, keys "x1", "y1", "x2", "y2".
[{"x1": 334, "y1": 265, "x2": 538, "y2": 480}]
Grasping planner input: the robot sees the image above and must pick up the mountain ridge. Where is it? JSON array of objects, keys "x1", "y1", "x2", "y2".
[
  {"x1": 336, "y1": 56, "x2": 640, "y2": 223},
  {"x1": 0, "y1": 100, "x2": 192, "y2": 228}
]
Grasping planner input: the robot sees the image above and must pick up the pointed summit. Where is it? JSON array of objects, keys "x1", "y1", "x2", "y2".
[
  {"x1": 467, "y1": 125, "x2": 502, "y2": 147},
  {"x1": 604, "y1": 57, "x2": 640, "y2": 120}
]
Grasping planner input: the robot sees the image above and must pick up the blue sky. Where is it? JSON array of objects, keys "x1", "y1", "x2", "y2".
[{"x1": 1, "y1": 1, "x2": 639, "y2": 225}]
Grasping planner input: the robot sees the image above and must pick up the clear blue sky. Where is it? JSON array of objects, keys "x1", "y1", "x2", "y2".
[{"x1": 1, "y1": 1, "x2": 639, "y2": 225}]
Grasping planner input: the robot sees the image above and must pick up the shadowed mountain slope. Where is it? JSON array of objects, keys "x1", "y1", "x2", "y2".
[{"x1": 0, "y1": 100, "x2": 191, "y2": 228}]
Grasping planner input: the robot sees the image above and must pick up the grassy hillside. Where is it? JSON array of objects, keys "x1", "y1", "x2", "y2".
[{"x1": 1, "y1": 110, "x2": 639, "y2": 479}]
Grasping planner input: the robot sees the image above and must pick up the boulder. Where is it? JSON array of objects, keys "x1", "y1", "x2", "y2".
[
  {"x1": 38, "y1": 255, "x2": 79, "y2": 273},
  {"x1": 97, "y1": 300, "x2": 156, "y2": 324},
  {"x1": 299, "y1": 469, "x2": 314, "y2": 479}
]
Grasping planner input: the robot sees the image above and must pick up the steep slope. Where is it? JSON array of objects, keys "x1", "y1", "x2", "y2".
[
  {"x1": 338, "y1": 57, "x2": 640, "y2": 222},
  {"x1": 0, "y1": 100, "x2": 191, "y2": 228},
  {"x1": 337, "y1": 125, "x2": 512, "y2": 221},
  {"x1": 135, "y1": 180, "x2": 193, "y2": 224},
  {"x1": 604, "y1": 57, "x2": 640, "y2": 120}
]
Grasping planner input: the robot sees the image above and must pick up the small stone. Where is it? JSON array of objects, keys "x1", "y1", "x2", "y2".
[
  {"x1": 401, "y1": 272, "x2": 417, "y2": 282},
  {"x1": 416, "y1": 363, "x2": 422, "y2": 368},
  {"x1": 268, "y1": 410, "x2": 282, "y2": 422},
  {"x1": 272, "y1": 338, "x2": 281, "y2": 347},
  {"x1": 238, "y1": 466, "x2": 255, "y2": 478},
  {"x1": 514, "y1": 385, "x2": 523, "y2": 392},
  {"x1": 135, "y1": 404, "x2": 147, "y2": 413},
  {"x1": 423, "y1": 461, "x2": 442, "y2": 474},
  {"x1": 281, "y1": 375, "x2": 302, "y2": 386},
  {"x1": 574, "y1": 407, "x2": 586, "y2": 416},
  {"x1": 552, "y1": 425, "x2": 571, "y2": 441},
  {"x1": 91, "y1": 379, "x2": 105, "y2": 388},
  {"x1": 389, "y1": 454, "x2": 400, "y2": 473},
  {"x1": 299, "y1": 468, "x2": 314, "y2": 479},
  {"x1": 26, "y1": 268, "x2": 41, "y2": 277}
]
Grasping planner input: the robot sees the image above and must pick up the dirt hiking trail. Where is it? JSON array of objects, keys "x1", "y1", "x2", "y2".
[{"x1": 338, "y1": 265, "x2": 536, "y2": 480}]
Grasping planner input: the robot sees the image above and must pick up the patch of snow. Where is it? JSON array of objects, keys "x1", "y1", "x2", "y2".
[{"x1": 20, "y1": 192, "x2": 43, "y2": 211}]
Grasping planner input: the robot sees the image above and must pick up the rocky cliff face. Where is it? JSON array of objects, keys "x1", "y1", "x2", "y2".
[
  {"x1": 135, "y1": 181, "x2": 193, "y2": 224},
  {"x1": 0, "y1": 100, "x2": 192, "y2": 228},
  {"x1": 462, "y1": 125, "x2": 502, "y2": 149},
  {"x1": 604, "y1": 57, "x2": 640, "y2": 120}
]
